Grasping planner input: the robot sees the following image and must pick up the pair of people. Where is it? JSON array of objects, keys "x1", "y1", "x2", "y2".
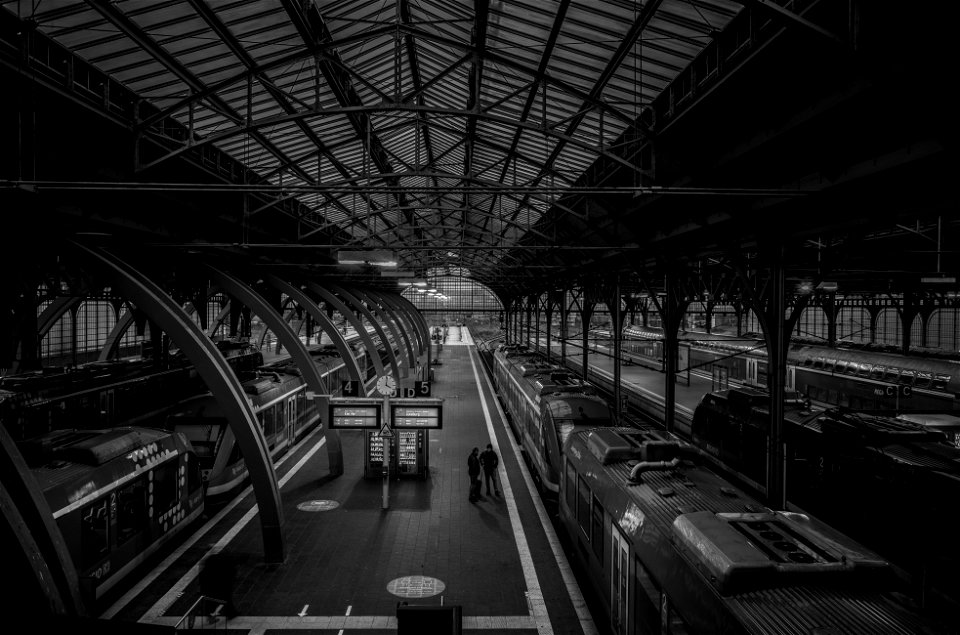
[{"x1": 467, "y1": 444, "x2": 500, "y2": 502}]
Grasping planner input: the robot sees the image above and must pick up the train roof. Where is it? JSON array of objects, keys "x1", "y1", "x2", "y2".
[
  {"x1": 22, "y1": 427, "x2": 191, "y2": 515},
  {"x1": 565, "y1": 427, "x2": 946, "y2": 632}
]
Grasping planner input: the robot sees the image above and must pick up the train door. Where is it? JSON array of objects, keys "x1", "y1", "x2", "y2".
[
  {"x1": 100, "y1": 389, "x2": 115, "y2": 425},
  {"x1": 611, "y1": 525, "x2": 630, "y2": 634},
  {"x1": 745, "y1": 358, "x2": 758, "y2": 386},
  {"x1": 287, "y1": 395, "x2": 297, "y2": 442}
]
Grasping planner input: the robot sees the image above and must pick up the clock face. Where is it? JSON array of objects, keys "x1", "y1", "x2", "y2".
[{"x1": 376, "y1": 375, "x2": 397, "y2": 396}]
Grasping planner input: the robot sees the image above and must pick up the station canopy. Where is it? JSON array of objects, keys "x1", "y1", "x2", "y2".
[{"x1": 1, "y1": 0, "x2": 749, "y2": 295}]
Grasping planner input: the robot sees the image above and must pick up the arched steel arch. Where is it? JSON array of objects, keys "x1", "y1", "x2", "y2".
[
  {"x1": 305, "y1": 282, "x2": 387, "y2": 380},
  {"x1": 72, "y1": 243, "x2": 285, "y2": 563},
  {"x1": 329, "y1": 284, "x2": 402, "y2": 379},
  {"x1": 359, "y1": 289, "x2": 417, "y2": 374},
  {"x1": 373, "y1": 290, "x2": 429, "y2": 376},
  {"x1": 206, "y1": 266, "x2": 344, "y2": 477},
  {"x1": 264, "y1": 276, "x2": 364, "y2": 383},
  {"x1": 347, "y1": 288, "x2": 413, "y2": 378}
]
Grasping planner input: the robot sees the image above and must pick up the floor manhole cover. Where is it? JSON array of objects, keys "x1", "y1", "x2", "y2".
[
  {"x1": 387, "y1": 576, "x2": 445, "y2": 598},
  {"x1": 297, "y1": 500, "x2": 339, "y2": 512}
]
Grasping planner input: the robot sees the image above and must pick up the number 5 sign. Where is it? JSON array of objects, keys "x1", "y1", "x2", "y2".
[{"x1": 414, "y1": 380, "x2": 431, "y2": 397}]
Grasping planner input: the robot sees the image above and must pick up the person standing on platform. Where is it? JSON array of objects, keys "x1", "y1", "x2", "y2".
[
  {"x1": 479, "y1": 443, "x2": 500, "y2": 497},
  {"x1": 467, "y1": 447, "x2": 481, "y2": 502}
]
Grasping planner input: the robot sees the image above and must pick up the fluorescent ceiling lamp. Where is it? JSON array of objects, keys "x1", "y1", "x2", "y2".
[
  {"x1": 921, "y1": 276, "x2": 956, "y2": 284},
  {"x1": 336, "y1": 250, "x2": 397, "y2": 267},
  {"x1": 381, "y1": 270, "x2": 415, "y2": 277}
]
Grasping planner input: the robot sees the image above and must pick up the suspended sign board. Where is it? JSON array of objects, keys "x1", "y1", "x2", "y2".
[
  {"x1": 328, "y1": 398, "x2": 382, "y2": 429},
  {"x1": 390, "y1": 398, "x2": 444, "y2": 429}
]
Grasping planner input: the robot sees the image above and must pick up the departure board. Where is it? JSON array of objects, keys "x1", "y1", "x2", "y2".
[
  {"x1": 391, "y1": 404, "x2": 442, "y2": 429},
  {"x1": 328, "y1": 399, "x2": 382, "y2": 429}
]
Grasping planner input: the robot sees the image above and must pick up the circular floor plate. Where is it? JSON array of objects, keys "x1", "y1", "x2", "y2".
[
  {"x1": 386, "y1": 575, "x2": 446, "y2": 598},
  {"x1": 296, "y1": 500, "x2": 340, "y2": 512}
]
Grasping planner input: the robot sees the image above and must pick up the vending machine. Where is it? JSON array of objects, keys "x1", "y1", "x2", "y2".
[
  {"x1": 364, "y1": 430, "x2": 396, "y2": 479},
  {"x1": 396, "y1": 429, "x2": 428, "y2": 479}
]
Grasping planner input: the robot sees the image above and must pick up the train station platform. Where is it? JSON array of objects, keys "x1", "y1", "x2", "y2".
[{"x1": 99, "y1": 327, "x2": 597, "y2": 634}]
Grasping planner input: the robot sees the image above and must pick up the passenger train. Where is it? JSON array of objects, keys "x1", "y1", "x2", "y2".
[
  {"x1": 691, "y1": 387, "x2": 960, "y2": 605},
  {"x1": 21, "y1": 426, "x2": 205, "y2": 605},
  {"x1": 589, "y1": 325, "x2": 960, "y2": 413},
  {"x1": 490, "y1": 343, "x2": 616, "y2": 497},
  {"x1": 7, "y1": 326, "x2": 401, "y2": 609},
  {"x1": 561, "y1": 424, "x2": 953, "y2": 634},
  {"x1": 0, "y1": 340, "x2": 264, "y2": 441}
]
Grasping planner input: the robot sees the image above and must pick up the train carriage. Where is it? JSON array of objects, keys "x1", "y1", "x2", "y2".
[
  {"x1": 490, "y1": 343, "x2": 615, "y2": 496},
  {"x1": 23, "y1": 426, "x2": 204, "y2": 604},
  {"x1": 560, "y1": 425, "x2": 952, "y2": 634}
]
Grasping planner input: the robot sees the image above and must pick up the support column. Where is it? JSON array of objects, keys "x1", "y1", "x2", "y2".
[{"x1": 611, "y1": 276, "x2": 622, "y2": 420}]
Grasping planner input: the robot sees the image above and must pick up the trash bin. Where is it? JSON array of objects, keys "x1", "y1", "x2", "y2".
[{"x1": 396, "y1": 603, "x2": 462, "y2": 635}]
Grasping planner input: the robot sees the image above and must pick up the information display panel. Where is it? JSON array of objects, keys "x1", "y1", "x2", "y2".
[
  {"x1": 328, "y1": 398, "x2": 382, "y2": 429},
  {"x1": 390, "y1": 398, "x2": 443, "y2": 429}
]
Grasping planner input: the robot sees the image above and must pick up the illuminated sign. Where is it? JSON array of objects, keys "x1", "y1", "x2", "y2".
[
  {"x1": 328, "y1": 398, "x2": 382, "y2": 429},
  {"x1": 390, "y1": 398, "x2": 443, "y2": 429}
]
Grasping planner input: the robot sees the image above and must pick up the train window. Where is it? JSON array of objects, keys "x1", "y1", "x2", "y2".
[
  {"x1": 565, "y1": 461, "x2": 577, "y2": 511},
  {"x1": 933, "y1": 374, "x2": 950, "y2": 390},
  {"x1": 80, "y1": 499, "x2": 110, "y2": 568},
  {"x1": 834, "y1": 361, "x2": 847, "y2": 373},
  {"x1": 152, "y1": 459, "x2": 179, "y2": 513},
  {"x1": 884, "y1": 368, "x2": 900, "y2": 382},
  {"x1": 812, "y1": 357, "x2": 824, "y2": 369},
  {"x1": 870, "y1": 366, "x2": 885, "y2": 380},
  {"x1": 634, "y1": 556, "x2": 661, "y2": 632},
  {"x1": 801, "y1": 357, "x2": 813, "y2": 367},
  {"x1": 899, "y1": 370, "x2": 916, "y2": 385},
  {"x1": 117, "y1": 478, "x2": 147, "y2": 546},
  {"x1": 856, "y1": 364, "x2": 871, "y2": 378},
  {"x1": 186, "y1": 454, "x2": 202, "y2": 495},
  {"x1": 577, "y1": 476, "x2": 591, "y2": 536},
  {"x1": 263, "y1": 404, "x2": 276, "y2": 439},
  {"x1": 591, "y1": 496, "x2": 604, "y2": 561},
  {"x1": 915, "y1": 372, "x2": 933, "y2": 389},
  {"x1": 823, "y1": 359, "x2": 834, "y2": 372}
]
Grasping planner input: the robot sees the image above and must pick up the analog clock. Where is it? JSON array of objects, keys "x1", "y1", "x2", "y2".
[{"x1": 376, "y1": 374, "x2": 397, "y2": 396}]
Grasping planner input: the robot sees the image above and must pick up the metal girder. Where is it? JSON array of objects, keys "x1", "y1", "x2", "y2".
[
  {"x1": 305, "y1": 282, "x2": 386, "y2": 379},
  {"x1": 278, "y1": 0, "x2": 414, "y2": 228},
  {"x1": 368, "y1": 290, "x2": 423, "y2": 370},
  {"x1": 71, "y1": 242, "x2": 285, "y2": 563},
  {"x1": 206, "y1": 266, "x2": 344, "y2": 477},
  {"x1": 484, "y1": 0, "x2": 572, "y2": 234},
  {"x1": 264, "y1": 276, "x2": 365, "y2": 384},
  {"x1": 0, "y1": 423, "x2": 85, "y2": 616},
  {"x1": 328, "y1": 284, "x2": 401, "y2": 380},
  {"x1": 182, "y1": 0, "x2": 372, "y2": 229},
  {"x1": 81, "y1": 0, "x2": 314, "y2": 187},
  {"x1": 501, "y1": 0, "x2": 663, "y2": 240},
  {"x1": 139, "y1": 103, "x2": 642, "y2": 182},
  {"x1": 97, "y1": 307, "x2": 134, "y2": 361}
]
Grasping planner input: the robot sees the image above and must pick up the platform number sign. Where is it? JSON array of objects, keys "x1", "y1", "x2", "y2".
[
  {"x1": 414, "y1": 380, "x2": 431, "y2": 397},
  {"x1": 341, "y1": 380, "x2": 361, "y2": 397}
]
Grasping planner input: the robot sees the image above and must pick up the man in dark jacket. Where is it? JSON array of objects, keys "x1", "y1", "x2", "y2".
[
  {"x1": 479, "y1": 443, "x2": 500, "y2": 496},
  {"x1": 467, "y1": 447, "x2": 481, "y2": 502}
]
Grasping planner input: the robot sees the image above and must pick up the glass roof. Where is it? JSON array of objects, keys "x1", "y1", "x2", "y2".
[{"x1": 2, "y1": 0, "x2": 742, "y2": 287}]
